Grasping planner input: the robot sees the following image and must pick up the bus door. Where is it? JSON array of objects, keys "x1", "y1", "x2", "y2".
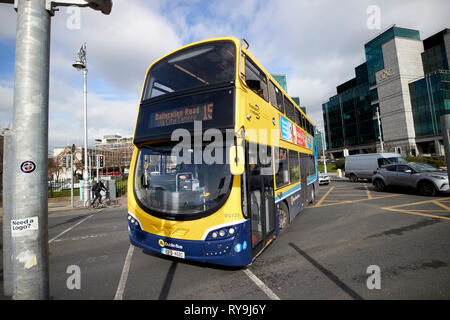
[
  {"x1": 300, "y1": 153, "x2": 308, "y2": 206},
  {"x1": 247, "y1": 143, "x2": 276, "y2": 257}
]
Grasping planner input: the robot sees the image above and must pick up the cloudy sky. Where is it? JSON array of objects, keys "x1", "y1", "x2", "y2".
[{"x1": 0, "y1": 0, "x2": 449, "y2": 153}]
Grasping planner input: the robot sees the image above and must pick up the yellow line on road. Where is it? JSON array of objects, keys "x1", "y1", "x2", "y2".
[
  {"x1": 381, "y1": 198, "x2": 450, "y2": 221},
  {"x1": 382, "y1": 208, "x2": 450, "y2": 221},
  {"x1": 314, "y1": 186, "x2": 335, "y2": 207},
  {"x1": 364, "y1": 183, "x2": 372, "y2": 199},
  {"x1": 433, "y1": 200, "x2": 450, "y2": 211},
  {"x1": 384, "y1": 197, "x2": 448, "y2": 209},
  {"x1": 310, "y1": 194, "x2": 401, "y2": 208}
]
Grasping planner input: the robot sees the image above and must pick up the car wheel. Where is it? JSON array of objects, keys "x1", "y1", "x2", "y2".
[
  {"x1": 349, "y1": 174, "x2": 358, "y2": 182},
  {"x1": 374, "y1": 179, "x2": 386, "y2": 192},
  {"x1": 279, "y1": 202, "x2": 289, "y2": 232},
  {"x1": 418, "y1": 181, "x2": 436, "y2": 197}
]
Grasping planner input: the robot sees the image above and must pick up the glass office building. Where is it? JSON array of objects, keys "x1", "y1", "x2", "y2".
[
  {"x1": 323, "y1": 25, "x2": 450, "y2": 157},
  {"x1": 365, "y1": 27, "x2": 420, "y2": 87},
  {"x1": 409, "y1": 71, "x2": 450, "y2": 153},
  {"x1": 409, "y1": 28, "x2": 450, "y2": 155},
  {"x1": 271, "y1": 74, "x2": 288, "y2": 92},
  {"x1": 322, "y1": 62, "x2": 379, "y2": 157}
]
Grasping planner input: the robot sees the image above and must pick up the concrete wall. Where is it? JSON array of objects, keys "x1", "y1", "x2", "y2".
[
  {"x1": 444, "y1": 32, "x2": 450, "y2": 68},
  {"x1": 376, "y1": 37, "x2": 424, "y2": 155}
]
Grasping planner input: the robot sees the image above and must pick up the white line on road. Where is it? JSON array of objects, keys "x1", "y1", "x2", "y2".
[
  {"x1": 49, "y1": 213, "x2": 96, "y2": 244},
  {"x1": 114, "y1": 244, "x2": 135, "y2": 300},
  {"x1": 243, "y1": 269, "x2": 280, "y2": 300}
]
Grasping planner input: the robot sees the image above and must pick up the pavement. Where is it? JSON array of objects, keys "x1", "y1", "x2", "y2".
[{"x1": 0, "y1": 194, "x2": 127, "y2": 219}]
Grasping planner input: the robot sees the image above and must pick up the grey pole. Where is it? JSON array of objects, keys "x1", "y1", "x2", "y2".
[
  {"x1": 376, "y1": 106, "x2": 384, "y2": 153},
  {"x1": 82, "y1": 66, "x2": 91, "y2": 202},
  {"x1": 321, "y1": 125, "x2": 327, "y2": 174},
  {"x1": 2, "y1": 129, "x2": 15, "y2": 297},
  {"x1": 440, "y1": 114, "x2": 450, "y2": 181},
  {"x1": 71, "y1": 151, "x2": 74, "y2": 208},
  {"x1": 7, "y1": 0, "x2": 51, "y2": 299}
]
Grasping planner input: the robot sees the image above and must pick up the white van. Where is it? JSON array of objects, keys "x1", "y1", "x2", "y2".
[{"x1": 345, "y1": 153, "x2": 406, "y2": 182}]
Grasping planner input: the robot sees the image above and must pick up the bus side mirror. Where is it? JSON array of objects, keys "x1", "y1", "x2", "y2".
[{"x1": 229, "y1": 145, "x2": 245, "y2": 175}]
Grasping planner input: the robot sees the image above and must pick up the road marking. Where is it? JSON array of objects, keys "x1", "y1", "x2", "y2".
[
  {"x1": 310, "y1": 194, "x2": 401, "y2": 208},
  {"x1": 315, "y1": 186, "x2": 335, "y2": 207},
  {"x1": 364, "y1": 183, "x2": 373, "y2": 199},
  {"x1": 382, "y1": 208, "x2": 450, "y2": 221},
  {"x1": 243, "y1": 269, "x2": 280, "y2": 300},
  {"x1": 114, "y1": 244, "x2": 135, "y2": 300},
  {"x1": 51, "y1": 233, "x2": 107, "y2": 243},
  {"x1": 433, "y1": 200, "x2": 450, "y2": 211},
  {"x1": 381, "y1": 198, "x2": 450, "y2": 221},
  {"x1": 49, "y1": 213, "x2": 96, "y2": 244}
]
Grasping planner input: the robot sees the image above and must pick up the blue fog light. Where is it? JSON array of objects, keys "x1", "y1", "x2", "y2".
[{"x1": 234, "y1": 243, "x2": 242, "y2": 253}]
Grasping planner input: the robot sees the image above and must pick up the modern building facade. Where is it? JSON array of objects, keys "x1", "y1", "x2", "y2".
[
  {"x1": 271, "y1": 74, "x2": 288, "y2": 92},
  {"x1": 322, "y1": 25, "x2": 450, "y2": 158}
]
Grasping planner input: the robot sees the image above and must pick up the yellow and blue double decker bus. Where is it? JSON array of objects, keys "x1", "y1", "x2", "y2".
[{"x1": 127, "y1": 37, "x2": 318, "y2": 266}]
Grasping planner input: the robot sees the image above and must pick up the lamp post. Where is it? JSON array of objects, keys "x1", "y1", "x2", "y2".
[
  {"x1": 321, "y1": 124, "x2": 327, "y2": 174},
  {"x1": 73, "y1": 43, "x2": 90, "y2": 203},
  {"x1": 376, "y1": 106, "x2": 384, "y2": 153}
]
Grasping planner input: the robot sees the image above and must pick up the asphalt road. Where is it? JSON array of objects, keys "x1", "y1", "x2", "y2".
[{"x1": 1, "y1": 179, "x2": 450, "y2": 300}]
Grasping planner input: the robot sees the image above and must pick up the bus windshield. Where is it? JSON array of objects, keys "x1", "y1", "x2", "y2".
[
  {"x1": 133, "y1": 144, "x2": 233, "y2": 220},
  {"x1": 142, "y1": 41, "x2": 236, "y2": 100}
]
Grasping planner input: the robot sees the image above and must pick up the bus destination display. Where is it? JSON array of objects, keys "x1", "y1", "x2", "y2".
[{"x1": 150, "y1": 103, "x2": 214, "y2": 128}]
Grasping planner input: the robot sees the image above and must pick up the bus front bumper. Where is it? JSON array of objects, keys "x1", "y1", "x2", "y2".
[{"x1": 127, "y1": 220, "x2": 252, "y2": 267}]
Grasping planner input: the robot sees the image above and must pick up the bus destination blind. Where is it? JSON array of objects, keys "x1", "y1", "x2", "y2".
[{"x1": 149, "y1": 103, "x2": 214, "y2": 128}]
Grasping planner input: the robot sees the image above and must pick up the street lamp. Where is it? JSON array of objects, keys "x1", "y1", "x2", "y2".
[
  {"x1": 72, "y1": 43, "x2": 90, "y2": 203},
  {"x1": 376, "y1": 106, "x2": 384, "y2": 153}
]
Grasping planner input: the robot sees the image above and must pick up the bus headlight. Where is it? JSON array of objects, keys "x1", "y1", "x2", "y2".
[
  {"x1": 127, "y1": 213, "x2": 142, "y2": 230},
  {"x1": 205, "y1": 223, "x2": 242, "y2": 241}
]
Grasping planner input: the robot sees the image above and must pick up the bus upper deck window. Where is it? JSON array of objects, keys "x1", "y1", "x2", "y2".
[{"x1": 244, "y1": 56, "x2": 268, "y2": 101}]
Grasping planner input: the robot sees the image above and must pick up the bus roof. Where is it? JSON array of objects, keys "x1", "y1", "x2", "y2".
[{"x1": 142, "y1": 37, "x2": 312, "y2": 126}]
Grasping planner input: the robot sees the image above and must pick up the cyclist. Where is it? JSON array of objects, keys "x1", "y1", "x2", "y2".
[{"x1": 92, "y1": 179, "x2": 108, "y2": 206}]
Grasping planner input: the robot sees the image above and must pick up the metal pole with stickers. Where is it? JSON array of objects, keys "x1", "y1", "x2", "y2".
[{"x1": 1, "y1": 0, "x2": 112, "y2": 300}]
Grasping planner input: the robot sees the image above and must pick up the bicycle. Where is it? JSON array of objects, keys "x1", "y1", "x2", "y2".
[{"x1": 84, "y1": 190, "x2": 110, "y2": 209}]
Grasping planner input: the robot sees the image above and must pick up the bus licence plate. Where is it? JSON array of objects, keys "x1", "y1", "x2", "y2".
[{"x1": 161, "y1": 248, "x2": 185, "y2": 259}]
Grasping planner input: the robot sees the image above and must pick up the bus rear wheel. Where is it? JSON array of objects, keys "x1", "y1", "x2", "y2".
[
  {"x1": 309, "y1": 186, "x2": 315, "y2": 204},
  {"x1": 279, "y1": 202, "x2": 289, "y2": 232}
]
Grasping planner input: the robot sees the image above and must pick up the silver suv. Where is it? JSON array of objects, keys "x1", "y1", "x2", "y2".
[{"x1": 372, "y1": 162, "x2": 449, "y2": 196}]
